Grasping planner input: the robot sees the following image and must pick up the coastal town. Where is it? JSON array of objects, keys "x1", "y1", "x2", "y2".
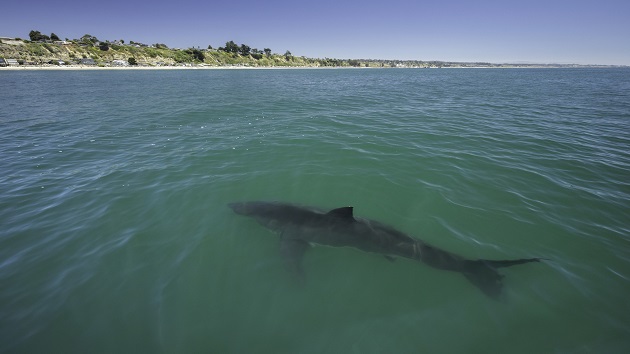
[{"x1": 1, "y1": 31, "x2": 624, "y2": 69}]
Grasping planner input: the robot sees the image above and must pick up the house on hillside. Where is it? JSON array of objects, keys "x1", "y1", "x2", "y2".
[
  {"x1": 112, "y1": 59, "x2": 128, "y2": 66},
  {"x1": 4, "y1": 58, "x2": 19, "y2": 66},
  {"x1": 0, "y1": 58, "x2": 7, "y2": 67},
  {"x1": 78, "y1": 58, "x2": 96, "y2": 65}
]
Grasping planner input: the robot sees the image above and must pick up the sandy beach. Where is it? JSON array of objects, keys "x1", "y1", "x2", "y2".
[
  {"x1": 0, "y1": 64, "x2": 371, "y2": 70},
  {"x1": 0, "y1": 65, "x2": 291, "y2": 70}
]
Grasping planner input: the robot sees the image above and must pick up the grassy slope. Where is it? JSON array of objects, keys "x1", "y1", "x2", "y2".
[{"x1": 0, "y1": 40, "x2": 394, "y2": 67}]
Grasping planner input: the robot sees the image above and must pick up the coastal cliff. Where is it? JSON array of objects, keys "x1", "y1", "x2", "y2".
[
  {"x1": 1, "y1": 37, "x2": 620, "y2": 69},
  {"x1": 0, "y1": 38, "x2": 380, "y2": 68}
]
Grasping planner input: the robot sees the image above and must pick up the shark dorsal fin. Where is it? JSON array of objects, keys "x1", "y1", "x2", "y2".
[{"x1": 327, "y1": 206, "x2": 355, "y2": 221}]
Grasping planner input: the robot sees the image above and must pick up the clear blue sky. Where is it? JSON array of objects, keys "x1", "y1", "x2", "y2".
[{"x1": 2, "y1": 0, "x2": 629, "y2": 65}]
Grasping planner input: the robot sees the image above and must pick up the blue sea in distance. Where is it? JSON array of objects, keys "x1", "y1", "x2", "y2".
[{"x1": 1, "y1": 68, "x2": 630, "y2": 353}]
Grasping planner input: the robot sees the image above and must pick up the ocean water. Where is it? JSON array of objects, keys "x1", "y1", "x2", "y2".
[{"x1": 1, "y1": 68, "x2": 629, "y2": 353}]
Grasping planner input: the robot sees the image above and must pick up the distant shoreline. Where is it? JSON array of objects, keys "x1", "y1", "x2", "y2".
[
  {"x1": 3, "y1": 36, "x2": 627, "y2": 69},
  {"x1": 2, "y1": 64, "x2": 625, "y2": 71}
]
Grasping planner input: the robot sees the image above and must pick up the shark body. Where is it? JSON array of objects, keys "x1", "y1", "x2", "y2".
[{"x1": 228, "y1": 201, "x2": 541, "y2": 299}]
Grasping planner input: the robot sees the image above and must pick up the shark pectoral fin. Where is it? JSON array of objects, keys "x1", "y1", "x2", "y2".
[
  {"x1": 463, "y1": 267, "x2": 504, "y2": 301},
  {"x1": 279, "y1": 239, "x2": 310, "y2": 279}
]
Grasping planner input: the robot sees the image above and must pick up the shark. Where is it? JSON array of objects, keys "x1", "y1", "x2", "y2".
[{"x1": 228, "y1": 201, "x2": 542, "y2": 299}]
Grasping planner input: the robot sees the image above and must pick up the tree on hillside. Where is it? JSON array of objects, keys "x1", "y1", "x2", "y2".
[
  {"x1": 79, "y1": 34, "x2": 99, "y2": 45},
  {"x1": 186, "y1": 49, "x2": 205, "y2": 62},
  {"x1": 222, "y1": 40, "x2": 239, "y2": 54},
  {"x1": 29, "y1": 30, "x2": 50, "y2": 42},
  {"x1": 250, "y1": 49, "x2": 263, "y2": 59},
  {"x1": 264, "y1": 48, "x2": 272, "y2": 57},
  {"x1": 239, "y1": 44, "x2": 251, "y2": 56},
  {"x1": 28, "y1": 30, "x2": 39, "y2": 41},
  {"x1": 50, "y1": 33, "x2": 60, "y2": 41}
]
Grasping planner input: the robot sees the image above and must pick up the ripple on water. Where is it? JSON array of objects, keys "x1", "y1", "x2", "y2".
[{"x1": 1, "y1": 68, "x2": 630, "y2": 353}]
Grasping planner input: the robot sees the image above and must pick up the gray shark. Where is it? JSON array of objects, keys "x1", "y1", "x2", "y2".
[{"x1": 228, "y1": 201, "x2": 542, "y2": 299}]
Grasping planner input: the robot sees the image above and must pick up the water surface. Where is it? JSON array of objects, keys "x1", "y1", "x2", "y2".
[{"x1": 1, "y1": 68, "x2": 630, "y2": 353}]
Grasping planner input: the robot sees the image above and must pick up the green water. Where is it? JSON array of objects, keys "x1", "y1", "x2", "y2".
[{"x1": 1, "y1": 68, "x2": 629, "y2": 353}]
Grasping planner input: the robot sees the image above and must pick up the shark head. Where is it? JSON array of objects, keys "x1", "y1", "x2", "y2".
[
  {"x1": 227, "y1": 201, "x2": 282, "y2": 217},
  {"x1": 229, "y1": 201, "x2": 354, "y2": 222},
  {"x1": 228, "y1": 201, "x2": 295, "y2": 231},
  {"x1": 227, "y1": 201, "x2": 253, "y2": 216}
]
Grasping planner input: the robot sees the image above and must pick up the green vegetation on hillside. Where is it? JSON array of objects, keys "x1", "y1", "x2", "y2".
[
  {"x1": 2, "y1": 30, "x2": 615, "y2": 68},
  {"x1": 0, "y1": 30, "x2": 441, "y2": 68}
]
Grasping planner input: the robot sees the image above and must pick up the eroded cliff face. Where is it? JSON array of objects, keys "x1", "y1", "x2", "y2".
[
  {"x1": 0, "y1": 40, "x2": 177, "y2": 66},
  {"x1": 0, "y1": 39, "x2": 323, "y2": 67}
]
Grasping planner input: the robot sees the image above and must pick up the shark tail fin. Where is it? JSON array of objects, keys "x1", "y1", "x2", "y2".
[{"x1": 462, "y1": 258, "x2": 542, "y2": 300}]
